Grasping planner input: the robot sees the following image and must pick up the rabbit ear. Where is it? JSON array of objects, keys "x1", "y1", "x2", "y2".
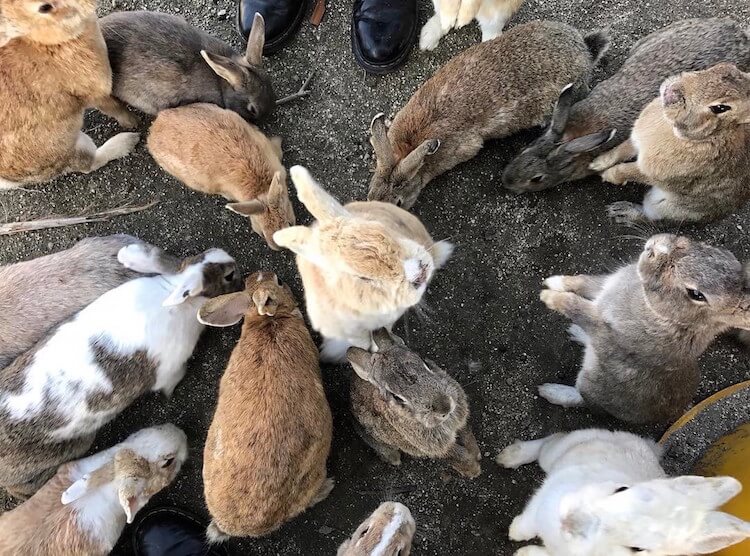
[
  {"x1": 245, "y1": 13, "x2": 265, "y2": 66},
  {"x1": 198, "y1": 292, "x2": 251, "y2": 327},
  {"x1": 563, "y1": 129, "x2": 617, "y2": 154},
  {"x1": 560, "y1": 508, "x2": 598, "y2": 540},
  {"x1": 200, "y1": 50, "x2": 244, "y2": 89},
  {"x1": 372, "y1": 328, "x2": 396, "y2": 351},
  {"x1": 61, "y1": 473, "x2": 91, "y2": 504},
  {"x1": 114, "y1": 449, "x2": 150, "y2": 524},
  {"x1": 370, "y1": 113, "x2": 395, "y2": 169},
  {"x1": 272, "y1": 226, "x2": 321, "y2": 260},
  {"x1": 163, "y1": 266, "x2": 205, "y2": 307},
  {"x1": 689, "y1": 512, "x2": 750, "y2": 553},
  {"x1": 290, "y1": 165, "x2": 349, "y2": 222},
  {"x1": 268, "y1": 171, "x2": 286, "y2": 199},
  {"x1": 396, "y1": 139, "x2": 441, "y2": 181},
  {"x1": 226, "y1": 200, "x2": 266, "y2": 217},
  {"x1": 667, "y1": 476, "x2": 742, "y2": 509},
  {"x1": 347, "y1": 347, "x2": 374, "y2": 381},
  {"x1": 547, "y1": 83, "x2": 578, "y2": 137}
]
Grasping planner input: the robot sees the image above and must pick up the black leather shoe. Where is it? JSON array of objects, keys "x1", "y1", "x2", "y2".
[
  {"x1": 351, "y1": 0, "x2": 417, "y2": 74},
  {"x1": 236, "y1": 0, "x2": 307, "y2": 55},
  {"x1": 132, "y1": 507, "x2": 229, "y2": 556}
]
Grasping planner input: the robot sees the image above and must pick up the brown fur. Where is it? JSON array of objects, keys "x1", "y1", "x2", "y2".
[
  {"x1": 200, "y1": 272, "x2": 333, "y2": 539},
  {"x1": 147, "y1": 103, "x2": 294, "y2": 250}
]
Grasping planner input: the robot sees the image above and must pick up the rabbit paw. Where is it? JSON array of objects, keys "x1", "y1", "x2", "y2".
[
  {"x1": 542, "y1": 275, "x2": 567, "y2": 292},
  {"x1": 98, "y1": 132, "x2": 140, "y2": 163},
  {"x1": 607, "y1": 201, "x2": 645, "y2": 224},
  {"x1": 538, "y1": 384, "x2": 584, "y2": 407},
  {"x1": 567, "y1": 324, "x2": 589, "y2": 345},
  {"x1": 509, "y1": 515, "x2": 536, "y2": 542},
  {"x1": 600, "y1": 166, "x2": 630, "y2": 185},
  {"x1": 539, "y1": 289, "x2": 569, "y2": 312},
  {"x1": 496, "y1": 441, "x2": 533, "y2": 469},
  {"x1": 117, "y1": 111, "x2": 140, "y2": 130},
  {"x1": 419, "y1": 16, "x2": 443, "y2": 51},
  {"x1": 456, "y1": 3, "x2": 476, "y2": 27},
  {"x1": 589, "y1": 153, "x2": 616, "y2": 173}
]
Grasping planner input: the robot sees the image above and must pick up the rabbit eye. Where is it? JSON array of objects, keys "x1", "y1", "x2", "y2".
[
  {"x1": 38, "y1": 3, "x2": 54, "y2": 13},
  {"x1": 223, "y1": 270, "x2": 236, "y2": 283},
  {"x1": 614, "y1": 486, "x2": 629, "y2": 493},
  {"x1": 530, "y1": 174, "x2": 545, "y2": 184},
  {"x1": 628, "y1": 549, "x2": 646, "y2": 553},
  {"x1": 686, "y1": 288, "x2": 707, "y2": 303},
  {"x1": 710, "y1": 104, "x2": 732, "y2": 114},
  {"x1": 247, "y1": 104, "x2": 258, "y2": 117},
  {"x1": 391, "y1": 393, "x2": 408, "y2": 406},
  {"x1": 161, "y1": 457, "x2": 175, "y2": 468}
]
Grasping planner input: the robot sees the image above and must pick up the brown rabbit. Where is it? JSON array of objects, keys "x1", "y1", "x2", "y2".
[
  {"x1": 147, "y1": 103, "x2": 294, "y2": 250},
  {"x1": 0, "y1": 0, "x2": 139, "y2": 188},
  {"x1": 338, "y1": 502, "x2": 416, "y2": 556},
  {"x1": 199, "y1": 271, "x2": 333, "y2": 541},
  {"x1": 591, "y1": 63, "x2": 750, "y2": 223}
]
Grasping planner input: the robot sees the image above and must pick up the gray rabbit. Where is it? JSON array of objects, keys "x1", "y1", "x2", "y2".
[
  {"x1": 538, "y1": 234, "x2": 750, "y2": 424},
  {"x1": 347, "y1": 329, "x2": 481, "y2": 478},
  {"x1": 99, "y1": 11, "x2": 274, "y2": 122},
  {"x1": 502, "y1": 17, "x2": 750, "y2": 193}
]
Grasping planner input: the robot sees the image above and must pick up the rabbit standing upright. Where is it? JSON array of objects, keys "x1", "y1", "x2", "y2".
[
  {"x1": 591, "y1": 63, "x2": 750, "y2": 223},
  {"x1": 338, "y1": 502, "x2": 416, "y2": 556},
  {"x1": 0, "y1": 424, "x2": 188, "y2": 556},
  {"x1": 199, "y1": 272, "x2": 333, "y2": 541},
  {"x1": 368, "y1": 20, "x2": 609, "y2": 209},
  {"x1": 0, "y1": 244, "x2": 240, "y2": 497},
  {"x1": 496, "y1": 429, "x2": 750, "y2": 556},
  {"x1": 347, "y1": 329, "x2": 481, "y2": 478},
  {"x1": 100, "y1": 11, "x2": 274, "y2": 121},
  {"x1": 420, "y1": 0, "x2": 525, "y2": 51},
  {"x1": 147, "y1": 103, "x2": 294, "y2": 250},
  {"x1": 0, "y1": 0, "x2": 140, "y2": 188},
  {"x1": 538, "y1": 234, "x2": 750, "y2": 424},
  {"x1": 273, "y1": 166, "x2": 453, "y2": 362}
]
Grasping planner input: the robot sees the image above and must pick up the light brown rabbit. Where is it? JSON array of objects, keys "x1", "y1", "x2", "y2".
[
  {"x1": 591, "y1": 63, "x2": 750, "y2": 223},
  {"x1": 0, "y1": 0, "x2": 139, "y2": 188},
  {"x1": 338, "y1": 502, "x2": 416, "y2": 556},
  {"x1": 147, "y1": 103, "x2": 295, "y2": 250},
  {"x1": 198, "y1": 271, "x2": 333, "y2": 542}
]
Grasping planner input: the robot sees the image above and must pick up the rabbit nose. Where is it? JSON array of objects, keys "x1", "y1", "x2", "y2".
[{"x1": 432, "y1": 396, "x2": 453, "y2": 417}]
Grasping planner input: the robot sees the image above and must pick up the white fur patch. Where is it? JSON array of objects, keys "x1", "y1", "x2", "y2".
[
  {"x1": 544, "y1": 276, "x2": 566, "y2": 292},
  {"x1": 202, "y1": 248, "x2": 234, "y2": 265},
  {"x1": 371, "y1": 505, "x2": 409, "y2": 556},
  {"x1": 538, "y1": 383, "x2": 585, "y2": 407},
  {"x1": 403, "y1": 259, "x2": 421, "y2": 283}
]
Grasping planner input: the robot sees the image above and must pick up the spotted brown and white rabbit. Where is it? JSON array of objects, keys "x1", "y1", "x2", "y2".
[
  {"x1": 0, "y1": 0, "x2": 140, "y2": 188},
  {"x1": 0, "y1": 424, "x2": 188, "y2": 556},
  {"x1": 0, "y1": 235, "x2": 177, "y2": 369},
  {"x1": 497, "y1": 429, "x2": 750, "y2": 556},
  {"x1": 347, "y1": 329, "x2": 481, "y2": 478},
  {"x1": 273, "y1": 166, "x2": 453, "y2": 363},
  {"x1": 538, "y1": 234, "x2": 750, "y2": 424},
  {"x1": 0, "y1": 245, "x2": 240, "y2": 497},
  {"x1": 338, "y1": 502, "x2": 416, "y2": 556}
]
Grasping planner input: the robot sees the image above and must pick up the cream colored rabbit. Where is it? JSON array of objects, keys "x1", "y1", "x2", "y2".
[{"x1": 273, "y1": 166, "x2": 452, "y2": 362}]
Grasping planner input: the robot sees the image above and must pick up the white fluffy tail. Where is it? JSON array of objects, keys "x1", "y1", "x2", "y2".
[
  {"x1": 320, "y1": 337, "x2": 353, "y2": 364},
  {"x1": 206, "y1": 521, "x2": 230, "y2": 544},
  {"x1": 538, "y1": 383, "x2": 585, "y2": 407},
  {"x1": 431, "y1": 240, "x2": 454, "y2": 269}
]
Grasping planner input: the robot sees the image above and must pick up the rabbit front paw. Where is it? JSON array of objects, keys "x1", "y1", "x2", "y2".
[
  {"x1": 607, "y1": 201, "x2": 645, "y2": 224},
  {"x1": 542, "y1": 275, "x2": 568, "y2": 292},
  {"x1": 539, "y1": 289, "x2": 571, "y2": 312},
  {"x1": 600, "y1": 165, "x2": 631, "y2": 185},
  {"x1": 117, "y1": 111, "x2": 140, "y2": 130},
  {"x1": 589, "y1": 153, "x2": 616, "y2": 173},
  {"x1": 509, "y1": 515, "x2": 536, "y2": 542},
  {"x1": 496, "y1": 441, "x2": 530, "y2": 469},
  {"x1": 420, "y1": 17, "x2": 443, "y2": 50}
]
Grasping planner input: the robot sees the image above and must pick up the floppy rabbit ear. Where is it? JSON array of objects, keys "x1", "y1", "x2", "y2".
[
  {"x1": 198, "y1": 292, "x2": 251, "y2": 327},
  {"x1": 245, "y1": 12, "x2": 265, "y2": 66},
  {"x1": 547, "y1": 83, "x2": 578, "y2": 137},
  {"x1": 226, "y1": 200, "x2": 266, "y2": 217},
  {"x1": 397, "y1": 139, "x2": 441, "y2": 180},
  {"x1": 268, "y1": 171, "x2": 286, "y2": 199},
  {"x1": 347, "y1": 347, "x2": 374, "y2": 381},
  {"x1": 667, "y1": 476, "x2": 742, "y2": 509},
  {"x1": 252, "y1": 289, "x2": 278, "y2": 316},
  {"x1": 61, "y1": 473, "x2": 91, "y2": 504},
  {"x1": 289, "y1": 165, "x2": 350, "y2": 222},
  {"x1": 201, "y1": 50, "x2": 244, "y2": 89},
  {"x1": 372, "y1": 328, "x2": 397, "y2": 351},
  {"x1": 370, "y1": 113, "x2": 395, "y2": 168},
  {"x1": 163, "y1": 267, "x2": 204, "y2": 307},
  {"x1": 563, "y1": 129, "x2": 617, "y2": 154},
  {"x1": 690, "y1": 512, "x2": 750, "y2": 553}
]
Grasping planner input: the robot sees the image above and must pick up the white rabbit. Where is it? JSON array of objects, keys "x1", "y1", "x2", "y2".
[
  {"x1": 0, "y1": 245, "x2": 240, "y2": 497},
  {"x1": 496, "y1": 429, "x2": 750, "y2": 556}
]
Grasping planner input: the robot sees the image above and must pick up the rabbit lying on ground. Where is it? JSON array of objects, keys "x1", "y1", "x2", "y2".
[
  {"x1": 0, "y1": 0, "x2": 140, "y2": 188},
  {"x1": 100, "y1": 12, "x2": 274, "y2": 122},
  {"x1": 274, "y1": 166, "x2": 453, "y2": 362},
  {"x1": 496, "y1": 429, "x2": 750, "y2": 556},
  {"x1": 419, "y1": 0, "x2": 525, "y2": 50},
  {"x1": 591, "y1": 63, "x2": 750, "y2": 223},
  {"x1": 0, "y1": 424, "x2": 187, "y2": 556},
  {"x1": 0, "y1": 235, "x2": 177, "y2": 369},
  {"x1": 0, "y1": 245, "x2": 240, "y2": 497},
  {"x1": 348, "y1": 329, "x2": 481, "y2": 478},
  {"x1": 368, "y1": 20, "x2": 609, "y2": 209},
  {"x1": 148, "y1": 103, "x2": 294, "y2": 250},
  {"x1": 199, "y1": 271, "x2": 332, "y2": 541},
  {"x1": 502, "y1": 17, "x2": 750, "y2": 193},
  {"x1": 338, "y1": 502, "x2": 416, "y2": 556},
  {"x1": 538, "y1": 234, "x2": 750, "y2": 424}
]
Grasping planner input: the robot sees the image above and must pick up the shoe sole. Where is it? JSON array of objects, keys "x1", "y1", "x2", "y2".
[
  {"x1": 235, "y1": 0, "x2": 308, "y2": 56},
  {"x1": 350, "y1": 4, "x2": 417, "y2": 75}
]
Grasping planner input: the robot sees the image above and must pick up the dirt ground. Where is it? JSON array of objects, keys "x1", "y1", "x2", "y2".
[{"x1": 2, "y1": 0, "x2": 750, "y2": 554}]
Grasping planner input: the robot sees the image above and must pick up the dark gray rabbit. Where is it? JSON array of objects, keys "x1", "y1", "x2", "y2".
[
  {"x1": 99, "y1": 11, "x2": 274, "y2": 122},
  {"x1": 538, "y1": 234, "x2": 750, "y2": 424},
  {"x1": 502, "y1": 17, "x2": 750, "y2": 193}
]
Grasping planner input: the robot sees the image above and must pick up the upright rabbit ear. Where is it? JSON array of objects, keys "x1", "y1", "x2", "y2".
[
  {"x1": 290, "y1": 165, "x2": 349, "y2": 222},
  {"x1": 372, "y1": 328, "x2": 396, "y2": 351},
  {"x1": 272, "y1": 226, "x2": 322, "y2": 261},
  {"x1": 200, "y1": 50, "x2": 244, "y2": 89},
  {"x1": 61, "y1": 473, "x2": 91, "y2": 504},
  {"x1": 198, "y1": 292, "x2": 251, "y2": 327},
  {"x1": 547, "y1": 83, "x2": 577, "y2": 138},
  {"x1": 690, "y1": 512, "x2": 750, "y2": 553},
  {"x1": 370, "y1": 113, "x2": 395, "y2": 169},
  {"x1": 347, "y1": 347, "x2": 375, "y2": 381},
  {"x1": 226, "y1": 200, "x2": 266, "y2": 217},
  {"x1": 667, "y1": 476, "x2": 742, "y2": 509},
  {"x1": 163, "y1": 266, "x2": 205, "y2": 307},
  {"x1": 245, "y1": 13, "x2": 265, "y2": 66},
  {"x1": 396, "y1": 139, "x2": 441, "y2": 181}
]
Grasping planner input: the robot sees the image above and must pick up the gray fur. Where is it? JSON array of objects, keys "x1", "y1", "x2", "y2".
[
  {"x1": 502, "y1": 17, "x2": 750, "y2": 192},
  {"x1": 540, "y1": 234, "x2": 750, "y2": 424},
  {"x1": 347, "y1": 329, "x2": 481, "y2": 477},
  {"x1": 100, "y1": 11, "x2": 275, "y2": 121}
]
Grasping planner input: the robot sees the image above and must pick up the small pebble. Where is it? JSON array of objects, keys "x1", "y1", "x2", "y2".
[
  {"x1": 318, "y1": 525, "x2": 333, "y2": 535},
  {"x1": 217, "y1": 9, "x2": 227, "y2": 17}
]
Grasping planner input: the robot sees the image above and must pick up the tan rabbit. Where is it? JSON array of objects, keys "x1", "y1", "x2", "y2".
[
  {"x1": 591, "y1": 62, "x2": 750, "y2": 223},
  {"x1": 0, "y1": 0, "x2": 139, "y2": 188},
  {"x1": 198, "y1": 271, "x2": 333, "y2": 541},
  {"x1": 273, "y1": 166, "x2": 453, "y2": 362},
  {"x1": 147, "y1": 103, "x2": 294, "y2": 250},
  {"x1": 338, "y1": 502, "x2": 416, "y2": 556}
]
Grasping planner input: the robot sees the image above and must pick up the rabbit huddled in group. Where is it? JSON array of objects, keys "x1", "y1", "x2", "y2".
[
  {"x1": 273, "y1": 166, "x2": 453, "y2": 362},
  {"x1": 0, "y1": 424, "x2": 188, "y2": 556},
  {"x1": 147, "y1": 103, "x2": 295, "y2": 250},
  {"x1": 502, "y1": 17, "x2": 750, "y2": 193},
  {"x1": 0, "y1": 235, "x2": 177, "y2": 369},
  {"x1": 591, "y1": 63, "x2": 750, "y2": 223},
  {"x1": 538, "y1": 233, "x2": 750, "y2": 424},
  {"x1": 0, "y1": 244, "x2": 240, "y2": 497},
  {"x1": 347, "y1": 329, "x2": 481, "y2": 478},
  {"x1": 368, "y1": 20, "x2": 609, "y2": 209},
  {"x1": 100, "y1": 11, "x2": 274, "y2": 122},
  {"x1": 496, "y1": 429, "x2": 750, "y2": 556},
  {"x1": 199, "y1": 271, "x2": 333, "y2": 541},
  {"x1": 0, "y1": 0, "x2": 140, "y2": 188},
  {"x1": 338, "y1": 502, "x2": 416, "y2": 556},
  {"x1": 419, "y1": 0, "x2": 525, "y2": 51}
]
